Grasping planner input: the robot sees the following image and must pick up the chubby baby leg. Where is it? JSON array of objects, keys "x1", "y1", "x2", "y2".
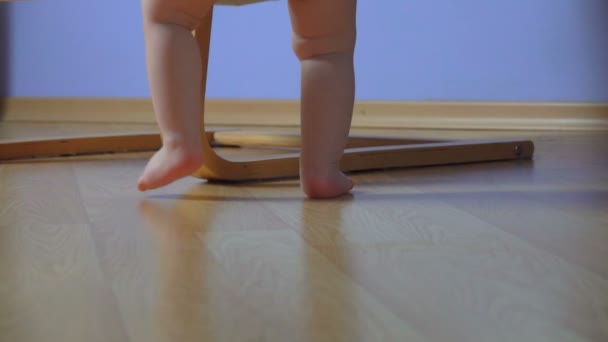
[
  {"x1": 137, "y1": 0, "x2": 214, "y2": 191},
  {"x1": 288, "y1": 0, "x2": 357, "y2": 198}
]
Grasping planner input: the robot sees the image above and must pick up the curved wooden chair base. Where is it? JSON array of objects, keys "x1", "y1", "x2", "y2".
[
  {"x1": 0, "y1": 129, "x2": 534, "y2": 182},
  {"x1": 193, "y1": 131, "x2": 534, "y2": 182},
  {"x1": 188, "y1": 10, "x2": 534, "y2": 182},
  {"x1": 0, "y1": 5, "x2": 535, "y2": 181}
]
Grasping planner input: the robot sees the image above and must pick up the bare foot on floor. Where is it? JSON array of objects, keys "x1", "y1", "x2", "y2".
[
  {"x1": 301, "y1": 168, "x2": 354, "y2": 199},
  {"x1": 137, "y1": 142, "x2": 203, "y2": 191}
]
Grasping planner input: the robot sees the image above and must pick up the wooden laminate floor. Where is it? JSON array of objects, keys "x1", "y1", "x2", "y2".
[{"x1": 1, "y1": 122, "x2": 607, "y2": 342}]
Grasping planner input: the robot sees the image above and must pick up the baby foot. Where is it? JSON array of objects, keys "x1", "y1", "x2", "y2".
[
  {"x1": 137, "y1": 141, "x2": 203, "y2": 191},
  {"x1": 300, "y1": 167, "x2": 354, "y2": 199}
]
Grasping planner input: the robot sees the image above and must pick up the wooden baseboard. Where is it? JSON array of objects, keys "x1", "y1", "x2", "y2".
[{"x1": 2, "y1": 97, "x2": 608, "y2": 131}]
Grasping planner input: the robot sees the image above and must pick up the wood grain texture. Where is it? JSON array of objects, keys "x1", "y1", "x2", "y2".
[
  {"x1": 0, "y1": 163, "x2": 89, "y2": 226},
  {"x1": 0, "y1": 158, "x2": 127, "y2": 342},
  {"x1": 1, "y1": 122, "x2": 607, "y2": 342},
  {"x1": 0, "y1": 224, "x2": 127, "y2": 342}
]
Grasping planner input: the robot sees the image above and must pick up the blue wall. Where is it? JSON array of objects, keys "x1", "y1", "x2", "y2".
[
  {"x1": 3, "y1": 0, "x2": 608, "y2": 101},
  {"x1": 0, "y1": 4, "x2": 8, "y2": 98}
]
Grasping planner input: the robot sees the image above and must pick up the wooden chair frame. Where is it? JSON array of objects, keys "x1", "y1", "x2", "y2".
[{"x1": 0, "y1": 7, "x2": 535, "y2": 181}]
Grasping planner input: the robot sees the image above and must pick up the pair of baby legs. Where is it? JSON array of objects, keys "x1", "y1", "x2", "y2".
[{"x1": 137, "y1": 0, "x2": 357, "y2": 198}]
